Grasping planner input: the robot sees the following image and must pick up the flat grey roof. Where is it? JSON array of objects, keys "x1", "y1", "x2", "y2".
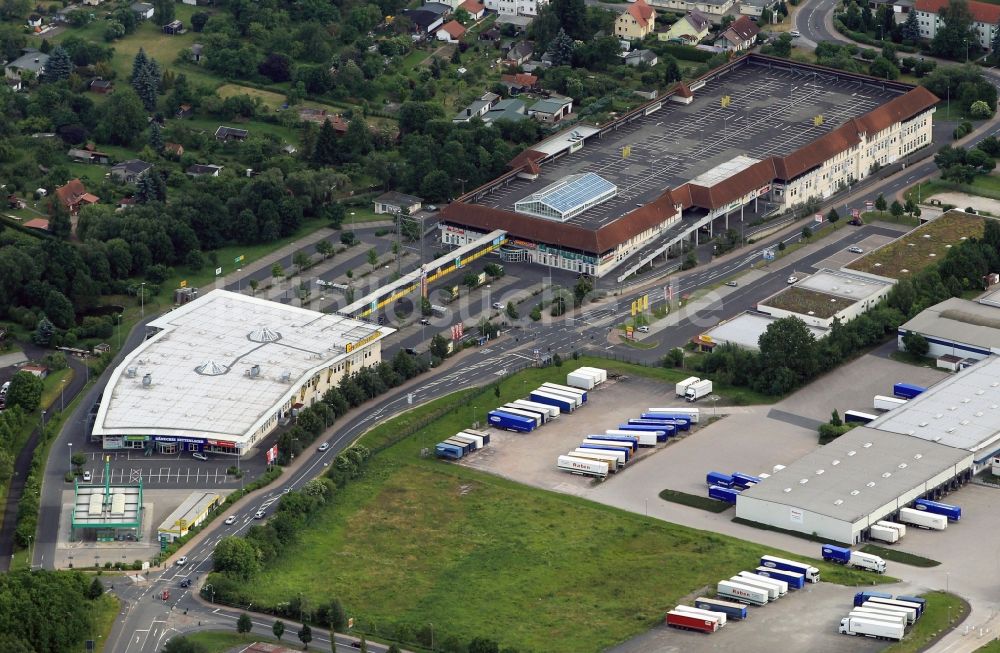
[
  {"x1": 899, "y1": 297, "x2": 1000, "y2": 352},
  {"x1": 796, "y1": 268, "x2": 892, "y2": 301},
  {"x1": 72, "y1": 485, "x2": 142, "y2": 527},
  {"x1": 703, "y1": 311, "x2": 827, "y2": 351},
  {"x1": 977, "y1": 286, "x2": 1000, "y2": 308},
  {"x1": 740, "y1": 428, "x2": 972, "y2": 523},
  {"x1": 869, "y1": 355, "x2": 1000, "y2": 456}
]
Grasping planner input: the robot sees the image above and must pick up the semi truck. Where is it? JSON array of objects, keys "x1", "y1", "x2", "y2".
[
  {"x1": 893, "y1": 382, "x2": 926, "y2": 399},
  {"x1": 853, "y1": 591, "x2": 893, "y2": 607},
  {"x1": 675, "y1": 377, "x2": 701, "y2": 398},
  {"x1": 694, "y1": 597, "x2": 748, "y2": 620},
  {"x1": 556, "y1": 455, "x2": 608, "y2": 479},
  {"x1": 648, "y1": 407, "x2": 700, "y2": 423},
  {"x1": 708, "y1": 486, "x2": 740, "y2": 504},
  {"x1": 566, "y1": 370, "x2": 597, "y2": 390},
  {"x1": 736, "y1": 571, "x2": 786, "y2": 596},
  {"x1": 569, "y1": 450, "x2": 622, "y2": 472},
  {"x1": 877, "y1": 521, "x2": 906, "y2": 538},
  {"x1": 849, "y1": 610, "x2": 906, "y2": 627},
  {"x1": 754, "y1": 566, "x2": 805, "y2": 590},
  {"x1": 899, "y1": 507, "x2": 947, "y2": 530},
  {"x1": 821, "y1": 545, "x2": 887, "y2": 573},
  {"x1": 512, "y1": 399, "x2": 559, "y2": 419},
  {"x1": 573, "y1": 447, "x2": 625, "y2": 468},
  {"x1": 716, "y1": 580, "x2": 769, "y2": 606},
  {"x1": 587, "y1": 434, "x2": 639, "y2": 452},
  {"x1": 435, "y1": 443, "x2": 463, "y2": 460},
  {"x1": 673, "y1": 605, "x2": 726, "y2": 627},
  {"x1": 641, "y1": 413, "x2": 691, "y2": 430},
  {"x1": 873, "y1": 395, "x2": 907, "y2": 411},
  {"x1": 706, "y1": 471, "x2": 735, "y2": 488},
  {"x1": 895, "y1": 595, "x2": 927, "y2": 614},
  {"x1": 443, "y1": 438, "x2": 475, "y2": 455},
  {"x1": 685, "y1": 379, "x2": 713, "y2": 402},
  {"x1": 626, "y1": 420, "x2": 677, "y2": 438},
  {"x1": 487, "y1": 410, "x2": 536, "y2": 433},
  {"x1": 844, "y1": 410, "x2": 878, "y2": 424},
  {"x1": 665, "y1": 610, "x2": 718, "y2": 634},
  {"x1": 869, "y1": 523, "x2": 899, "y2": 543},
  {"x1": 529, "y1": 391, "x2": 576, "y2": 413},
  {"x1": 870, "y1": 596, "x2": 924, "y2": 618},
  {"x1": 729, "y1": 575, "x2": 780, "y2": 600},
  {"x1": 540, "y1": 382, "x2": 587, "y2": 403},
  {"x1": 605, "y1": 429, "x2": 658, "y2": 447},
  {"x1": 839, "y1": 616, "x2": 904, "y2": 641},
  {"x1": 731, "y1": 472, "x2": 762, "y2": 490},
  {"x1": 914, "y1": 498, "x2": 962, "y2": 521},
  {"x1": 759, "y1": 555, "x2": 820, "y2": 583}
]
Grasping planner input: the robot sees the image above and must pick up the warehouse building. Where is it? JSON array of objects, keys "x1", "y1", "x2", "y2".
[
  {"x1": 441, "y1": 53, "x2": 937, "y2": 280},
  {"x1": 92, "y1": 290, "x2": 393, "y2": 458},
  {"x1": 696, "y1": 311, "x2": 828, "y2": 351},
  {"x1": 897, "y1": 296, "x2": 1000, "y2": 360},
  {"x1": 736, "y1": 355, "x2": 1000, "y2": 542},
  {"x1": 757, "y1": 269, "x2": 895, "y2": 328}
]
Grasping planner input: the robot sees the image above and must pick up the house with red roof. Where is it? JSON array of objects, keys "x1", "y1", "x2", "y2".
[
  {"x1": 915, "y1": 0, "x2": 1000, "y2": 49},
  {"x1": 615, "y1": 0, "x2": 656, "y2": 40},
  {"x1": 54, "y1": 179, "x2": 99, "y2": 215},
  {"x1": 458, "y1": 0, "x2": 485, "y2": 19},
  {"x1": 436, "y1": 20, "x2": 467, "y2": 42},
  {"x1": 714, "y1": 15, "x2": 760, "y2": 51}
]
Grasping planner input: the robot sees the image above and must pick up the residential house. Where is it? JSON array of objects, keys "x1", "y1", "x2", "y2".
[
  {"x1": 215, "y1": 126, "x2": 249, "y2": 142},
  {"x1": 714, "y1": 15, "x2": 759, "y2": 50},
  {"x1": 500, "y1": 72, "x2": 539, "y2": 94},
  {"x1": 374, "y1": 191, "x2": 423, "y2": 215},
  {"x1": 459, "y1": 0, "x2": 486, "y2": 19},
  {"x1": 915, "y1": 0, "x2": 1000, "y2": 49},
  {"x1": 111, "y1": 159, "x2": 152, "y2": 183},
  {"x1": 89, "y1": 78, "x2": 113, "y2": 94},
  {"x1": 83, "y1": 0, "x2": 104, "y2": 5},
  {"x1": 649, "y1": 0, "x2": 735, "y2": 18},
  {"x1": 670, "y1": 81, "x2": 694, "y2": 104},
  {"x1": 739, "y1": 0, "x2": 777, "y2": 17},
  {"x1": 162, "y1": 19, "x2": 184, "y2": 34},
  {"x1": 663, "y1": 9, "x2": 711, "y2": 42},
  {"x1": 485, "y1": 0, "x2": 548, "y2": 16},
  {"x1": 4, "y1": 50, "x2": 49, "y2": 80},
  {"x1": 164, "y1": 142, "x2": 184, "y2": 156},
  {"x1": 504, "y1": 40, "x2": 534, "y2": 65},
  {"x1": 426, "y1": 0, "x2": 462, "y2": 9},
  {"x1": 528, "y1": 96, "x2": 572, "y2": 123},
  {"x1": 634, "y1": 88, "x2": 659, "y2": 100},
  {"x1": 131, "y1": 2, "x2": 154, "y2": 20},
  {"x1": 624, "y1": 49, "x2": 658, "y2": 66},
  {"x1": 23, "y1": 219, "x2": 50, "y2": 232},
  {"x1": 402, "y1": 9, "x2": 446, "y2": 35},
  {"x1": 190, "y1": 44, "x2": 204, "y2": 63},
  {"x1": 453, "y1": 92, "x2": 500, "y2": 122},
  {"x1": 67, "y1": 147, "x2": 110, "y2": 164},
  {"x1": 483, "y1": 98, "x2": 527, "y2": 123},
  {"x1": 187, "y1": 164, "x2": 223, "y2": 177},
  {"x1": 615, "y1": 0, "x2": 656, "y2": 40},
  {"x1": 26, "y1": 15, "x2": 42, "y2": 28},
  {"x1": 54, "y1": 179, "x2": 100, "y2": 215},
  {"x1": 176, "y1": 104, "x2": 194, "y2": 119},
  {"x1": 437, "y1": 20, "x2": 467, "y2": 41},
  {"x1": 423, "y1": 1, "x2": 454, "y2": 14}
]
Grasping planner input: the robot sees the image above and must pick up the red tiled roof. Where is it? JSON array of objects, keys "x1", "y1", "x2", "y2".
[
  {"x1": 459, "y1": 0, "x2": 483, "y2": 12},
  {"x1": 440, "y1": 20, "x2": 466, "y2": 38},
  {"x1": 23, "y1": 218, "x2": 49, "y2": 230},
  {"x1": 501, "y1": 73, "x2": 538, "y2": 87},
  {"x1": 726, "y1": 15, "x2": 759, "y2": 41},
  {"x1": 525, "y1": 160, "x2": 541, "y2": 175},
  {"x1": 626, "y1": 0, "x2": 655, "y2": 27},
  {"x1": 54, "y1": 178, "x2": 97, "y2": 210},
  {"x1": 915, "y1": 0, "x2": 1000, "y2": 23},
  {"x1": 675, "y1": 82, "x2": 693, "y2": 98}
]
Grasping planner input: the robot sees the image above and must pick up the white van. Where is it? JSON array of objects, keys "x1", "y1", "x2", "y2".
[{"x1": 0, "y1": 381, "x2": 9, "y2": 396}]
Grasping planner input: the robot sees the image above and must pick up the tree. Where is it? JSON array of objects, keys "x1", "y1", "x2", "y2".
[
  {"x1": 191, "y1": 11, "x2": 209, "y2": 32},
  {"x1": 550, "y1": 28, "x2": 575, "y2": 66},
  {"x1": 153, "y1": 0, "x2": 175, "y2": 25},
  {"x1": 271, "y1": 263, "x2": 284, "y2": 284},
  {"x1": 367, "y1": 248, "x2": 379, "y2": 272},
  {"x1": 33, "y1": 316, "x2": 55, "y2": 346},
  {"x1": 662, "y1": 54, "x2": 682, "y2": 84},
  {"x1": 902, "y1": 330, "x2": 930, "y2": 356},
  {"x1": 293, "y1": 251, "x2": 311, "y2": 275},
  {"x1": 830, "y1": 409, "x2": 842, "y2": 427},
  {"x1": 213, "y1": 537, "x2": 261, "y2": 580},
  {"x1": 130, "y1": 48, "x2": 149, "y2": 85},
  {"x1": 312, "y1": 120, "x2": 339, "y2": 166},
  {"x1": 327, "y1": 598, "x2": 347, "y2": 631},
  {"x1": 71, "y1": 453, "x2": 87, "y2": 469},
  {"x1": 758, "y1": 317, "x2": 818, "y2": 384},
  {"x1": 506, "y1": 301, "x2": 519, "y2": 319},
  {"x1": 97, "y1": 88, "x2": 147, "y2": 145},
  {"x1": 930, "y1": 0, "x2": 975, "y2": 59},
  {"x1": 468, "y1": 638, "x2": 500, "y2": 653},
  {"x1": 902, "y1": 8, "x2": 920, "y2": 41},
  {"x1": 45, "y1": 46, "x2": 72, "y2": 82},
  {"x1": 430, "y1": 334, "x2": 451, "y2": 359},
  {"x1": 387, "y1": 646, "x2": 401, "y2": 653},
  {"x1": 760, "y1": 7, "x2": 773, "y2": 24},
  {"x1": 573, "y1": 277, "x2": 593, "y2": 307},
  {"x1": 237, "y1": 613, "x2": 253, "y2": 636},
  {"x1": 6, "y1": 372, "x2": 43, "y2": 412},
  {"x1": 272, "y1": 620, "x2": 285, "y2": 641},
  {"x1": 971, "y1": 99, "x2": 993, "y2": 118},
  {"x1": 875, "y1": 193, "x2": 887, "y2": 215},
  {"x1": 890, "y1": 199, "x2": 904, "y2": 218},
  {"x1": 826, "y1": 208, "x2": 840, "y2": 224},
  {"x1": 869, "y1": 56, "x2": 900, "y2": 80},
  {"x1": 298, "y1": 624, "x2": 312, "y2": 649},
  {"x1": 87, "y1": 577, "x2": 104, "y2": 599},
  {"x1": 149, "y1": 121, "x2": 164, "y2": 154},
  {"x1": 358, "y1": 635, "x2": 368, "y2": 653},
  {"x1": 801, "y1": 225, "x2": 813, "y2": 239},
  {"x1": 342, "y1": 119, "x2": 372, "y2": 162}
]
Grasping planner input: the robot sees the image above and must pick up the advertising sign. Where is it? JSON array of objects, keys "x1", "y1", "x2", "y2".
[{"x1": 266, "y1": 445, "x2": 278, "y2": 464}]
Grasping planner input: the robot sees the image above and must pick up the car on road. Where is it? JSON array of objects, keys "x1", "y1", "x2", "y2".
[
  {"x1": 786, "y1": 275, "x2": 799, "y2": 284},
  {"x1": 192, "y1": 452, "x2": 207, "y2": 461},
  {"x1": 318, "y1": 442, "x2": 330, "y2": 452},
  {"x1": 637, "y1": 326, "x2": 650, "y2": 333},
  {"x1": 848, "y1": 246, "x2": 864, "y2": 254},
  {"x1": 849, "y1": 218, "x2": 863, "y2": 226},
  {"x1": 176, "y1": 556, "x2": 188, "y2": 566},
  {"x1": 224, "y1": 515, "x2": 237, "y2": 525},
  {"x1": 419, "y1": 318, "x2": 429, "y2": 325},
  {"x1": 179, "y1": 578, "x2": 191, "y2": 588},
  {"x1": 82, "y1": 471, "x2": 92, "y2": 482},
  {"x1": 254, "y1": 510, "x2": 265, "y2": 519},
  {"x1": 492, "y1": 302, "x2": 504, "y2": 310},
  {"x1": 282, "y1": 488, "x2": 291, "y2": 494},
  {"x1": 724, "y1": 281, "x2": 738, "y2": 287},
  {"x1": 790, "y1": 30, "x2": 801, "y2": 37}
]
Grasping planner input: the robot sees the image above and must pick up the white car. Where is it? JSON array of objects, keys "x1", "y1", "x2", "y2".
[
  {"x1": 82, "y1": 471, "x2": 92, "y2": 482},
  {"x1": 176, "y1": 556, "x2": 188, "y2": 566},
  {"x1": 637, "y1": 326, "x2": 650, "y2": 333},
  {"x1": 724, "y1": 281, "x2": 738, "y2": 287},
  {"x1": 254, "y1": 510, "x2": 265, "y2": 519},
  {"x1": 492, "y1": 302, "x2": 504, "y2": 310},
  {"x1": 192, "y1": 452, "x2": 207, "y2": 461},
  {"x1": 224, "y1": 516, "x2": 237, "y2": 526},
  {"x1": 318, "y1": 443, "x2": 330, "y2": 452},
  {"x1": 786, "y1": 276, "x2": 799, "y2": 284},
  {"x1": 790, "y1": 30, "x2": 801, "y2": 37}
]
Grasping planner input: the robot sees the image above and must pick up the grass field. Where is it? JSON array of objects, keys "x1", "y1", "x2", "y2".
[
  {"x1": 976, "y1": 640, "x2": 1000, "y2": 652},
  {"x1": 176, "y1": 631, "x2": 286, "y2": 651},
  {"x1": 240, "y1": 359, "x2": 887, "y2": 652},
  {"x1": 87, "y1": 593, "x2": 121, "y2": 653},
  {"x1": 761, "y1": 286, "x2": 855, "y2": 319},
  {"x1": 882, "y1": 592, "x2": 968, "y2": 653},
  {"x1": 860, "y1": 544, "x2": 940, "y2": 567},
  {"x1": 658, "y1": 488, "x2": 732, "y2": 513},
  {"x1": 846, "y1": 210, "x2": 984, "y2": 279}
]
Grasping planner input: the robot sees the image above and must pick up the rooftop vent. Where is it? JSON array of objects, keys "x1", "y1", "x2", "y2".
[
  {"x1": 126, "y1": 366, "x2": 138, "y2": 378},
  {"x1": 248, "y1": 326, "x2": 282, "y2": 343},
  {"x1": 783, "y1": 488, "x2": 792, "y2": 493},
  {"x1": 882, "y1": 472, "x2": 891, "y2": 478},
  {"x1": 816, "y1": 469, "x2": 825, "y2": 475},
  {"x1": 246, "y1": 364, "x2": 261, "y2": 378},
  {"x1": 914, "y1": 453, "x2": 923, "y2": 459},
  {"x1": 919, "y1": 421, "x2": 928, "y2": 427},
  {"x1": 863, "y1": 442, "x2": 872, "y2": 448},
  {"x1": 866, "y1": 481, "x2": 876, "y2": 487},
  {"x1": 799, "y1": 478, "x2": 809, "y2": 484},
  {"x1": 847, "y1": 450, "x2": 856, "y2": 456},
  {"x1": 279, "y1": 371, "x2": 292, "y2": 382},
  {"x1": 834, "y1": 499, "x2": 844, "y2": 505},
  {"x1": 851, "y1": 490, "x2": 860, "y2": 496},
  {"x1": 195, "y1": 360, "x2": 228, "y2": 376},
  {"x1": 832, "y1": 459, "x2": 840, "y2": 465},
  {"x1": 898, "y1": 463, "x2": 907, "y2": 469},
  {"x1": 142, "y1": 373, "x2": 152, "y2": 387}
]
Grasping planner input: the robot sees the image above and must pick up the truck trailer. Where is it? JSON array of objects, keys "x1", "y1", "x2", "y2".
[
  {"x1": 496, "y1": 406, "x2": 542, "y2": 427},
  {"x1": 587, "y1": 434, "x2": 639, "y2": 452},
  {"x1": 706, "y1": 471, "x2": 735, "y2": 488},
  {"x1": 448, "y1": 434, "x2": 481, "y2": 451},
  {"x1": 442, "y1": 438, "x2": 475, "y2": 455},
  {"x1": 877, "y1": 521, "x2": 906, "y2": 538},
  {"x1": 647, "y1": 407, "x2": 700, "y2": 423},
  {"x1": 844, "y1": 410, "x2": 878, "y2": 424},
  {"x1": 511, "y1": 399, "x2": 559, "y2": 419},
  {"x1": 759, "y1": 555, "x2": 820, "y2": 583},
  {"x1": 853, "y1": 591, "x2": 893, "y2": 607},
  {"x1": 913, "y1": 498, "x2": 962, "y2": 521},
  {"x1": 674, "y1": 377, "x2": 701, "y2": 398},
  {"x1": 665, "y1": 610, "x2": 717, "y2": 634},
  {"x1": 626, "y1": 420, "x2": 677, "y2": 439},
  {"x1": 457, "y1": 432, "x2": 487, "y2": 449},
  {"x1": 893, "y1": 382, "x2": 926, "y2": 399},
  {"x1": 574, "y1": 366, "x2": 607, "y2": 383},
  {"x1": 716, "y1": 580, "x2": 769, "y2": 606},
  {"x1": 862, "y1": 601, "x2": 917, "y2": 624},
  {"x1": 503, "y1": 403, "x2": 548, "y2": 424},
  {"x1": 694, "y1": 597, "x2": 748, "y2": 620},
  {"x1": 839, "y1": 616, "x2": 904, "y2": 640},
  {"x1": 580, "y1": 440, "x2": 632, "y2": 462},
  {"x1": 821, "y1": 545, "x2": 887, "y2": 573},
  {"x1": 874, "y1": 395, "x2": 908, "y2": 411},
  {"x1": 566, "y1": 370, "x2": 596, "y2": 390},
  {"x1": 849, "y1": 610, "x2": 907, "y2": 627},
  {"x1": 899, "y1": 507, "x2": 947, "y2": 530},
  {"x1": 869, "y1": 524, "x2": 899, "y2": 544},
  {"x1": 708, "y1": 486, "x2": 740, "y2": 504},
  {"x1": 615, "y1": 424, "x2": 667, "y2": 440},
  {"x1": 568, "y1": 450, "x2": 622, "y2": 472},
  {"x1": 895, "y1": 595, "x2": 927, "y2": 615},
  {"x1": 685, "y1": 379, "x2": 713, "y2": 402},
  {"x1": 867, "y1": 597, "x2": 924, "y2": 619},
  {"x1": 528, "y1": 391, "x2": 576, "y2": 413},
  {"x1": 604, "y1": 429, "x2": 658, "y2": 447},
  {"x1": 534, "y1": 386, "x2": 584, "y2": 408},
  {"x1": 573, "y1": 447, "x2": 625, "y2": 468},
  {"x1": 487, "y1": 410, "x2": 536, "y2": 433},
  {"x1": 463, "y1": 429, "x2": 491, "y2": 445},
  {"x1": 556, "y1": 455, "x2": 608, "y2": 479},
  {"x1": 729, "y1": 575, "x2": 780, "y2": 600},
  {"x1": 731, "y1": 472, "x2": 762, "y2": 490},
  {"x1": 640, "y1": 413, "x2": 691, "y2": 430},
  {"x1": 736, "y1": 571, "x2": 787, "y2": 596},
  {"x1": 754, "y1": 566, "x2": 805, "y2": 590},
  {"x1": 673, "y1": 605, "x2": 726, "y2": 627},
  {"x1": 435, "y1": 443, "x2": 463, "y2": 460},
  {"x1": 540, "y1": 382, "x2": 587, "y2": 403}
]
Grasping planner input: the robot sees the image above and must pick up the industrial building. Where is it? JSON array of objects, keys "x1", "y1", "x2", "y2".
[
  {"x1": 157, "y1": 491, "x2": 221, "y2": 543},
  {"x1": 737, "y1": 356, "x2": 1000, "y2": 542},
  {"x1": 897, "y1": 296, "x2": 1000, "y2": 360},
  {"x1": 91, "y1": 290, "x2": 393, "y2": 457},
  {"x1": 758, "y1": 269, "x2": 895, "y2": 328},
  {"x1": 441, "y1": 53, "x2": 937, "y2": 281},
  {"x1": 695, "y1": 311, "x2": 828, "y2": 351}
]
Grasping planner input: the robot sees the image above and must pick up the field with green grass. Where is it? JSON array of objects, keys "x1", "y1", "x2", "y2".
[
  {"x1": 174, "y1": 631, "x2": 286, "y2": 652},
  {"x1": 977, "y1": 640, "x2": 1000, "y2": 652},
  {"x1": 85, "y1": 593, "x2": 120, "y2": 653},
  {"x1": 242, "y1": 359, "x2": 885, "y2": 652},
  {"x1": 882, "y1": 592, "x2": 968, "y2": 653},
  {"x1": 860, "y1": 544, "x2": 940, "y2": 567}
]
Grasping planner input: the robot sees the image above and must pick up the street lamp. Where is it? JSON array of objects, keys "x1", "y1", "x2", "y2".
[
  {"x1": 140, "y1": 282, "x2": 146, "y2": 318},
  {"x1": 68, "y1": 442, "x2": 73, "y2": 473},
  {"x1": 60, "y1": 378, "x2": 67, "y2": 412},
  {"x1": 116, "y1": 314, "x2": 122, "y2": 350}
]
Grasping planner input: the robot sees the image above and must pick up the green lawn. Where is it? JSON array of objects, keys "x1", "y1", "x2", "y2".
[
  {"x1": 87, "y1": 593, "x2": 121, "y2": 653},
  {"x1": 40, "y1": 368, "x2": 75, "y2": 413},
  {"x1": 976, "y1": 640, "x2": 1000, "y2": 652},
  {"x1": 860, "y1": 544, "x2": 940, "y2": 568},
  {"x1": 177, "y1": 117, "x2": 300, "y2": 146},
  {"x1": 882, "y1": 592, "x2": 968, "y2": 653},
  {"x1": 237, "y1": 360, "x2": 887, "y2": 653},
  {"x1": 173, "y1": 631, "x2": 286, "y2": 652}
]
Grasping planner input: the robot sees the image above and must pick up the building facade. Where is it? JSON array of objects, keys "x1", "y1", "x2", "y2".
[
  {"x1": 914, "y1": 0, "x2": 1000, "y2": 50},
  {"x1": 616, "y1": 0, "x2": 656, "y2": 40},
  {"x1": 484, "y1": 0, "x2": 548, "y2": 16}
]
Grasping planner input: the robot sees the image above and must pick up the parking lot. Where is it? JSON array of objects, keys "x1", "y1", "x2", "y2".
[
  {"x1": 78, "y1": 450, "x2": 240, "y2": 487},
  {"x1": 608, "y1": 581, "x2": 888, "y2": 653},
  {"x1": 812, "y1": 234, "x2": 898, "y2": 272}
]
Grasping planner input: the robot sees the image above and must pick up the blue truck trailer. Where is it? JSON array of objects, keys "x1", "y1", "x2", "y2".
[
  {"x1": 821, "y1": 544, "x2": 852, "y2": 564},
  {"x1": 853, "y1": 591, "x2": 894, "y2": 607},
  {"x1": 616, "y1": 424, "x2": 667, "y2": 439},
  {"x1": 641, "y1": 413, "x2": 691, "y2": 430},
  {"x1": 759, "y1": 556, "x2": 820, "y2": 583},
  {"x1": 893, "y1": 382, "x2": 926, "y2": 399},
  {"x1": 731, "y1": 472, "x2": 762, "y2": 489},
  {"x1": 708, "y1": 485, "x2": 740, "y2": 504},
  {"x1": 579, "y1": 442, "x2": 632, "y2": 462},
  {"x1": 844, "y1": 410, "x2": 877, "y2": 424},
  {"x1": 754, "y1": 566, "x2": 805, "y2": 590},
  {"x1": 529, "y1": 391, "x2": 575, "y2": 413},
  {"x1": 540, "y1": 382, "x2": 587, "y2": 403},
  {"x1": 694, "y1": 597, "x2": 748, "y2": 620},
  {"x1": 487, "y1": 410, "x2": 536, "y2": 433},
  {"x1": 706, "y1": 471, "x2": 735, "y2": 488},
  {"x1": 895, "y1": 595, "x2": 927, "y2": 616},
  {"x1": 914, "y1": 498, "x2": 962, "y2": 521},
  {"x1": 435, "y1": 443, "x2": 463, "y2": 460}
]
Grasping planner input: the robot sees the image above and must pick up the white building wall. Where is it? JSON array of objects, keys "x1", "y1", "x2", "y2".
[
  {"x1": 917, "y1": 9, "x2": 996, "y2": 49},
  {"x1": 895, "y1": 330, "x2": 997, "y2": 361},
  {"x1": 735, "y1": 495, "x2": 856, "y2": 543},
  {"x1": 485, "y1": 0, "x2": 546, "y2": 15}
]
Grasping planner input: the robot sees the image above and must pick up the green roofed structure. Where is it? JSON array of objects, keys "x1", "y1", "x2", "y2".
[{"x1": 71, "y1": 457, "x2": 143, "y2": 542}]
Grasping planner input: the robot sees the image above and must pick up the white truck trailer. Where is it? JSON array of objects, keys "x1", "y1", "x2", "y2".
[
  {"x1": 899, "y1": 507, "x2": 947, "y2": 530},
  {"x1": 673, "y1": 605, "x2": 726, "y2": 627},
  {"x1": 877, "y1": 520, "x2": 906, "y2": 538},
  {"x1": 840, "y1": 616, "x2": 904, "y2": 640},
  {"x1": 685, "y1": 379, "x2": 713, "y2": 402},
  {"x1": 737, "y1": 571, "x2": 787, "y2": 596},
  {"x1": 674, "y1": 377, "x2": 701, "y2": 398},
  {"x1": 556, "y1": 455, "x2": 608, "y2": 479},
  {"x1": 729, "y1": 575, "x2": 780, "y2": 600},
  {"x1": 869, "y1": 523, "x2": 899, "y2": 543},
  {"x1": 850, "y1": 609, "x2": 907, "y2": 627},
  {"x1": 716, "y1": 580, "x2": 769, "y2": 606}
]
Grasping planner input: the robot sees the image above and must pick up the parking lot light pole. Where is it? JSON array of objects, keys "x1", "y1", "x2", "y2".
[
  {"x1": 140, "y1": 282, "x2": 146, "y2": 318},
  {"x1": 68, "y1": 442, "x2": 72, "y2": 473},
  {"x1": 60, "y1": 378, "x2": 67, "y2": 412}
]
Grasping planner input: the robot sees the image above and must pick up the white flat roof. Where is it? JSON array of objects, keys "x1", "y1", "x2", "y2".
[
  {"x1": 978, "y1": 286, "x2": 1000, "y2": 308},
  {"x1": 869, "y1": 355, "x2": 1000, "y2": 457},
  {"x1": 532, "y1": 125, "x2": 601, "y2": 156},
  {"x1": 703, "y1": 311, "x2": 827, "y2": 351},
  {"x1": 796, "y1": 268, "x2": 892, "y2": 301},
  {"x1": 93, "y1": 290, "x2": 393, "y2": 445},
  {"x1": 689, "y1": 155, "x2": 760, "y2": 188}
]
